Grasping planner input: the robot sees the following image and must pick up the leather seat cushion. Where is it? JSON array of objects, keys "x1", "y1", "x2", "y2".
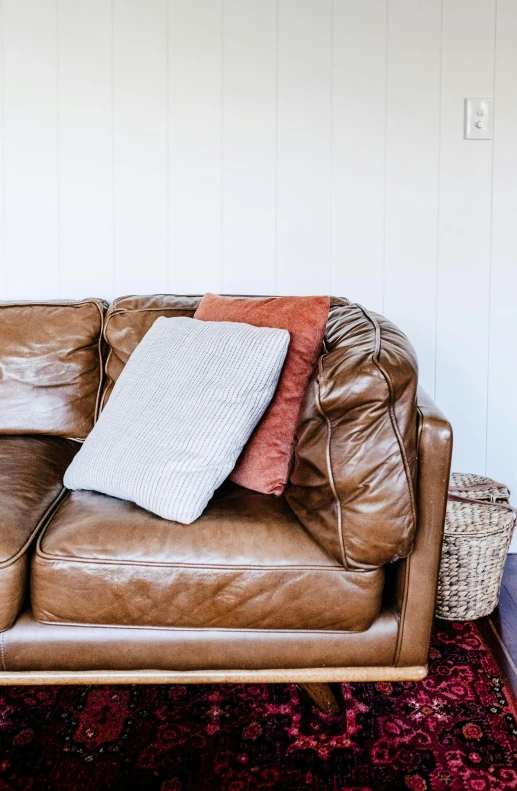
[
  {"x1": 31, "y1": 484, "x2": 384, "y2": 632},
  {"x1": 0, "y1": 436, "x2": 78, "y2": 631}
]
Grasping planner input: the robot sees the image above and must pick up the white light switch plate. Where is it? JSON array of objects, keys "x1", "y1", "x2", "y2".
[{"x1": 464, "y1": 98, "x2": 493, "y2": 140}]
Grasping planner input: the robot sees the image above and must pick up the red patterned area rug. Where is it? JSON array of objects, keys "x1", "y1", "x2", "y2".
[{"x1": 0, "y1": 622, "x2": 516, "y2": 790}]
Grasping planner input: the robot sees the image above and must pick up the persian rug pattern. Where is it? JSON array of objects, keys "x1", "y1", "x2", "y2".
[{"x1": 0, "y1": 622, "x2": 516, "y2": 790}]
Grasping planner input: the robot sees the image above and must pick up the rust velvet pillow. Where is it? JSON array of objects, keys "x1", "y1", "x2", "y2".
[{"x1": 194, "y1": 293, "x2": 330, "y2": 495}]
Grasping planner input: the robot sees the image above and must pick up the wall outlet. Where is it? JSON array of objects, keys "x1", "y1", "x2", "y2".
[{"x1": 464, "y1": 98, "x2": 493, "y2": 140}]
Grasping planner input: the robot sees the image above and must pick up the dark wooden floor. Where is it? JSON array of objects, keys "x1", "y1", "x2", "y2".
[{"x1": 476, "y1": 554, "x2": 517, "y2": 699}]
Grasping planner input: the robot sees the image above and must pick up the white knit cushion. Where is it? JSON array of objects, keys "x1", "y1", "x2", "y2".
[{"x1": 64, "y1": 317, "x2": 289, "y2": 523}]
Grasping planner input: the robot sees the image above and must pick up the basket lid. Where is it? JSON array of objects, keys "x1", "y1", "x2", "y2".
[
  {"x1": 449, "y1": 472, "x2": 510, "y2": 503},
  {"x1": 445, "y1": 498, "x2": 515, "y2": 536}
]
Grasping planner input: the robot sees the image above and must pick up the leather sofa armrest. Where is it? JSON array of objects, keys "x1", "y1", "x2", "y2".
[
  {"x1": 391, "y1": 387, "x2": 453, "y2": 667},
  {"x1": 286, "y1": 300, "x2": 419, "y2": 569}
]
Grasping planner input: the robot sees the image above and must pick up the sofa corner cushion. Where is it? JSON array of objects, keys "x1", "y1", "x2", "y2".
[
  {"x1": 0, "y1": 436, "x2": 78, "y2": 631},
  {"x1": 31, "y1": 485, "x2": 384, "y2": 632},
  {"x1": 0, "y1": 299, "x2": 107, "y2": 439},
  {"x1": 64, "y1": 316, "x2": 290, "y2": 524},
  {"x1": 285, "y1": 298, "x2": 419, "y2": 570},
  {"x1": 102, "y1": 294, "x2": 202, "y2": 407}
]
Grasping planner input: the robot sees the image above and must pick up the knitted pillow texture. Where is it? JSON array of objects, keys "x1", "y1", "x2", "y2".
[
  {"x1": 64, "y1": 316, "x2": 289, "y2": 524},
  {"x1": 194, "y1": 293, "x2": 330, "y2": 495}
]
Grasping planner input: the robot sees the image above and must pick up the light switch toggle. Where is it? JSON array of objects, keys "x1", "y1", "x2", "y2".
[{"x1": 464, "y1": 98, "x2": 493, "y2": 140}]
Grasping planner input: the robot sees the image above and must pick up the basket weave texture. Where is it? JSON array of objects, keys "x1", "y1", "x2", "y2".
[{"x1": 436, "y1": 473, "x2": 516, "y2": 621}]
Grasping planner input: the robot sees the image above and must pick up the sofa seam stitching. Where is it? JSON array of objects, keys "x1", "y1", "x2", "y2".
[
  {"x1": 100, "y1": 311, "x2": 115, "y2": 412},
  {"x1": 112, "y1": 294, "x2": 203, "y2": 308},
  {"x1": 393, "y1": 554, "x2": 412, "y2": 666},
  {"x1": 34, "y1": 490, "x2": 72, "y2": 564},
  {"x1": 314, "y1": 352, "x2": 349, "y2": 570},
  {"x1": 356, "y1": 304, "x2": 418, "y2": 555},
  {"x1": 0, "y1": 299, "x2": 107, "y2": 309},
  {"x1": 393, "y1": 403, "x2": 424, "y2": 666},
  {"x1": 31, "y1": 617, "x2": 385, "y2": 635},
  {"x1": 0, "y1": 632, "x2": 7, "y2": 672},
  {"x1": 34, "y1": 553, "x2": 369, "y2": 572},
  {"x1": 0, "y1": 486, "x2": 70, "y2": 571},
  {"x1": 93, "y1": 300, "x2": 107, "y2": 424}
]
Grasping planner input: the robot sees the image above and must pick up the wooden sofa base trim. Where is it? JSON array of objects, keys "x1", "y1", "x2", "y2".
[{"x1": 0, "y1": 665, "x2": 427, "y2": 685}]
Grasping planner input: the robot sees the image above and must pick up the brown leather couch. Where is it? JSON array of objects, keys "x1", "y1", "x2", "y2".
[{"x1": 0, "y1": 295, "x2": 452, "y2": 698}]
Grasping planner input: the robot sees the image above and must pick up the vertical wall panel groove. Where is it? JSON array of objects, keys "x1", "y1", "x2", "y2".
[
  {"x1": 331, "y1": 0, "x2": 387, "y2": 311},
  {"x1": 433, "y1": 0, "x2": 444, "y2": 402},
  {"x1": 165, "y1": 0, "x2": 170, "y2": 292},
  {"x1": 276, "y1": 0, "x2": 332, "y2": 296},
  {"x1": 273, "y1": 0, "x2": 279, "y2": 295},
  {"x1": 58, "y1": 0, "x2": 113, "y2": 300},
  {"x1": 0, "y1": 0, "x2": 6, "y2": 300},
  {"x1": 221, "y1": 0, "x2": 277, "y2": 295},
  {"x1": 487, "y1": 0, "x2": 517, "y2": 550},
  {"x1": 111, "y1": 0, "x2": 115, "y2": 299},
  {"x1": 168, "y1": 0, "x2": 223, "y2": 294},
  {"x1": 2, "y1": 0, "x2": 59, "y2": 300},
  {"x1": 383, "y1": 0, "x2": 442, "y2": 395},
  {"x1": 436, "y1": 0, "x2": 496, "y2": 474},
  {"x1": 328, "y1": 0, "x2": 334, "y2": 297},
  {"x1": 220, "y1": 0, "x2": 225, "y2": 291},
  {"x1": 56, "y1": 0, "x2": 60, "y2": 294},
  {"x1": 113, "y1": 0, "x2": 168, "y2": 297},
  {"x1": 381, "y1": 0, "x2": 389, "y2": 317}
]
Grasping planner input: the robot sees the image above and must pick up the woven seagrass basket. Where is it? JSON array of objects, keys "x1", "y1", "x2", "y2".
[{"x1": 436, "y1": 473, "x2": 517, "y2": 621}]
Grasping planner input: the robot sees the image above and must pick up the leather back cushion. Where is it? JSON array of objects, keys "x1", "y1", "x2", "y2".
[
  {"x1": 285, "y1": 298, "x2": 419, "y2": 571},
  {"x1": 102, "y1": 295, "x2": 201, "y2": 408},
  {"x1": 0, "y1": 300, "x2": 106, "y2": 439}
]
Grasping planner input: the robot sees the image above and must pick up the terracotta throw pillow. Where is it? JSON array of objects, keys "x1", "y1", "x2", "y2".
[{"x1": 194, "y1": 293, "x2": 330, "y2": 495}]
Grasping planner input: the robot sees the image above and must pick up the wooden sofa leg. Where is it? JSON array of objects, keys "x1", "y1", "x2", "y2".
[{"x1": 297, "y1": 683, "x2": 340, "y2": 715}]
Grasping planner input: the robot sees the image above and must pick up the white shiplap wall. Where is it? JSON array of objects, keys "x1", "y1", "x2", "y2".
[{"x1": 0, "y1": 0, "x2": 516, "y2": 544}]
